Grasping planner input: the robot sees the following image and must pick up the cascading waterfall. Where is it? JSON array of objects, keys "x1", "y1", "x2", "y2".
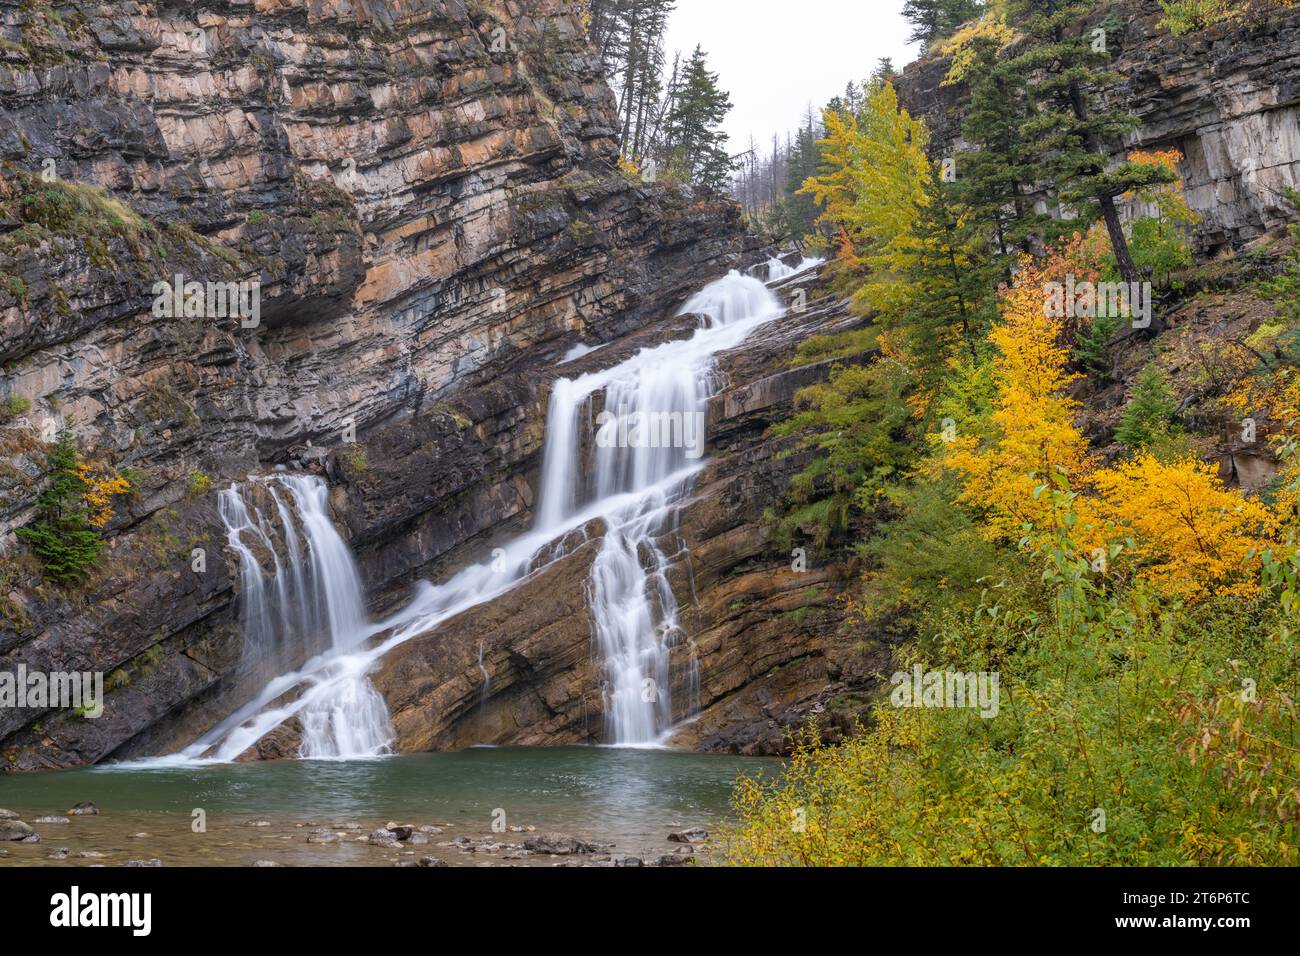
[
  {"x1": 477, "y1": 640, "x2": 491, "y2": 711},
  {"x1": 145, "y1": 261, "x2": 809, "y2": 766},
  {"x1": 584, "y1": 485, "x2": 686, "y2": 743},
  {"x1": 764, "y1": 256, "x2": 824, "y2": 283},
  {"x1": 167, "y1": 475, "x2": 390, "y2": 762},
  {"x1": 215, "y1": 475, "x2": 368, "y2": 672},
  {"x1": 764, "y1": 257, "x2": 796, "y2": 281},
  {"x1": 531, "y1": 270, "x2": 786, "y2": 744}
]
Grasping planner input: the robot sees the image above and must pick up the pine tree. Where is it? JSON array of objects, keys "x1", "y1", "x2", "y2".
[
  {"x1": 1115, "y1": 365, "x2": 1180, "y2": 451},
  {"x1": 827, "y1": 81, "x2": 865, "y2": 119},
  {"x1": 902, "y1": 0, "x2": 987, "y2": 49},
  {"x1": 1001, "y1": 0, "x2": 1177, "y2": 288},
  {"x1": 885, "y1": 172, "x2": 1000, "y2": 375},
  {"x1": 773, "y1": 113, "x2": 824, "y2": 243},
  {"x1": 956, "y1": 35, "x2": 1050, "y2": 265},
  {"x1": 661, "y1": 45, "x2": 734, "y2": 191},
  {"x1": 586, "y1": 0, "x2": 677, "y2": 162},
  {"x1": 17, "y1": 428, "x2": 108, "y2": 583}
]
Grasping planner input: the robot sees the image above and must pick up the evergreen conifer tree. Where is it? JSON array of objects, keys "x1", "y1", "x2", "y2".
[
  {"x1": 661, "y1": 45, "x2": 734, "y2": 191},
  {"x1": 17, "y1": 428, "x2": 106, "y2": 583}
]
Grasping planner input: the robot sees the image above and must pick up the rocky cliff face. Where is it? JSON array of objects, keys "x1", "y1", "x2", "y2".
[
  {"x1": 0, "y1": 0, "x2": 762, "y2": 769},
  {"x1": 364, "y1": 269, "x2": 872, "y2": 758},
  {"x1": 896, "y1": 0, "x2": 1300, "y2": 255}
]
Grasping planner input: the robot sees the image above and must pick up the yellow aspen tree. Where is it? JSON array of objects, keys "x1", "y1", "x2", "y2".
[{"x1": 76, "y1": 461, "x2": 131, "y2": 530}]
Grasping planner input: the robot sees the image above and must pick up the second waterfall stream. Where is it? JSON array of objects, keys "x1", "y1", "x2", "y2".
[{"x1": 155, "y1": 264, "x2": 803, "y2": 764}]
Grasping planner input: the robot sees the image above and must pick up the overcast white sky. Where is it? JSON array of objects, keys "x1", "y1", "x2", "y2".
[{"x1": 663, "y1": 0, "x2": 919, "y2": 154}]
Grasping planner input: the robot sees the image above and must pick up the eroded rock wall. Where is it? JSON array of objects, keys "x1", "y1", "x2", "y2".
[
  {"x1": 0, "y1": 0, "x2": 756, "y2": 769},
  {"x1": 369, "y1": 270, "x2": 873, "y2": 756},
  {"x1": 896, "y1": 0, "x2": 1300, "y2": 254}
]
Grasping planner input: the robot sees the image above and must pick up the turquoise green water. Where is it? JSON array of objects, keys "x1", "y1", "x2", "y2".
[{"x1": 0, "y1": 747, "x2": 781, "y2": 867}]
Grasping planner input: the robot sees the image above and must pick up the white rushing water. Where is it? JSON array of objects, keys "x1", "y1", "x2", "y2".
[
  {"x1": 763, "y1": 256, "x2": 823, "y2": 283},
  {"x1": 142, "y1": 261, "x2": 811, "y2": 766},
  {"x1": 534, "y1": 270, "x2": 785, "y2": 742},
  {"x1": 764, "y1": 257, "x2": 796, "y2": 281},
  {"x1": 215, "y1": 475, "x2": 368, "y2": 672}
]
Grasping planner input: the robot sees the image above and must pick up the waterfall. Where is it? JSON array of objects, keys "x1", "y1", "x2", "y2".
[
  {"x1": 764, "y1": 256, "x2": 824, "y2": 283},
  {"x1": 215, "y1": 475, "x2": 367, "y2": 671},
  {"x1": 765, "y1": 257, "x2": 796, "y2": 281},
  {"x1": 585, "y1": 485, "x2": 685, "y2": 744},
  {"x1": 477, "y1": 640, "x2": 491, "y2": 711},
  {"x1": 533, "y1": 271, "x2": 786, "y2": 743},
  {"x1": 164, "y1": 475, "x2": 388, "y2": 763},
  {"x1": 144, "y1": 261, "x2": 811, "y2": 766}
]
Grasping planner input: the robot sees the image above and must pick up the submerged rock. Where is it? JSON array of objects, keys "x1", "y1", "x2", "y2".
[
  {"x1": 0, "y1": 809, "x2": 19, "y2": 820},
  {"x1": 67, "y1": 802, "x2": 100, "y2": 816},
  {"x1": 667, "y1": 827, "x2": 708, "y2": 844},
  {"x1": 306, "y1": 831, "x2": 340, "y2": 845},
  {"x1": 418, "y1": 857, "x2": 449, "y2": 868},
  {"x1": 127, "y1": 859, "x2": 163, "y2": 867},
  {"x1": 0, "y1": 820, "x2": 36, "y2": 841},
  {"x1": 523, "y1": 833, "x2": 598, "y2": 856},
  {"x1": 35, "y1": 816, "x2": 70, "y2": 825}
]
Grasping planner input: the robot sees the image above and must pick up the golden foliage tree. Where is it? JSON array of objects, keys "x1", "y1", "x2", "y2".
[
  {"x1": 799, "y1": 82, "x2": 931, "y2": 302},
  {"x1": 939, "y1": 259, "x2": 1097, "y2": 544},
  {"x1": 1096, "y1": 455, "x2": 1277, "y2": 598}
]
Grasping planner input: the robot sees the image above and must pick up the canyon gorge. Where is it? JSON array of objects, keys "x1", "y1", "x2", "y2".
[{"x1": 1, "y1": 0, "x2": 1298, "y2": 778}]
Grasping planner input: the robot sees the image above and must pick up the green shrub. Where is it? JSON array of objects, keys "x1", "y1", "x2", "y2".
[
  {"x1": 1073, "y1": 311, "x2": 1119, "y2": 379},
  {"x1": 1258, "y1": 188, "x2": 1300, "y2": 322},
  {"x1": 1115, "y1": 366, "x2": 1181, "y2": 452},
  {"x1": 718, "y1": 518, "x2": 1300, "y2": 866},
  {"x1": 1129, "y1": 213, "x2": 1195, "y2": 286},
  {"x1": 187, "y1": 470, "x2": 212, "y2": 497},
  {"x1": 1, "y1": 395, "x2": 32, "y2": 420},
  {"x1": 341, "y1": 446, "x2": 368, "y2": 482},
  {"x1": 1157, "y1": 0, "x2": 1236, "y2": 34}
]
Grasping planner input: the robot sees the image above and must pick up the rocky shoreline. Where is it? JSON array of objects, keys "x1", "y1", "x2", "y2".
[{"x1": 1, "y1": 803, "x2": 717, "y2": 868}]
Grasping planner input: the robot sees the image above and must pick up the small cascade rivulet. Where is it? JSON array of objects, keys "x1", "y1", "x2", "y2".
[
  {"x1": 217, "y1": 475, "x2": 369, "y2": 673},
  {"x1": 145, "y1": 262, "x2": 809, "y2": 765},
  {"x1": 764, "y1": 257, "x2": 796, "y2": 282}
]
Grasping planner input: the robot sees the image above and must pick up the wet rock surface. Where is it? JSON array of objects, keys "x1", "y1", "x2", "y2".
[
  {"x1": 0, "y1": 819, "x2": 36, "y2": 841},
  {"x1": 369, "y1": 271, "x2": 873, "y2": 755},
  {"x1": 0, "y1": 0, "x2": 755, "y2": 770}
]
